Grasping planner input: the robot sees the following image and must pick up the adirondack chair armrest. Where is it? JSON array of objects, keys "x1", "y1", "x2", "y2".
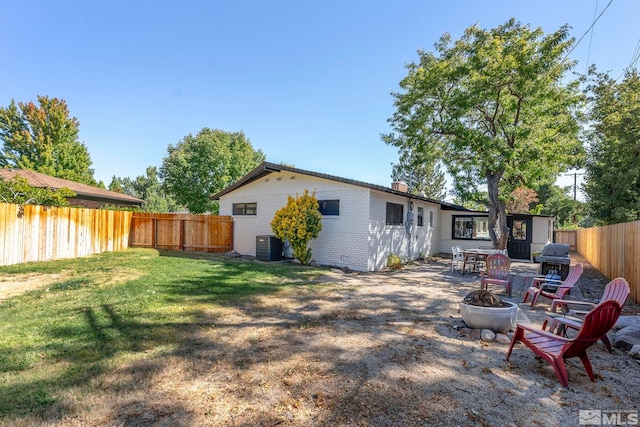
[
  {"x1": 531, "y1": 277, "x2": 564, "y2": 287},
  {"x1": 549, "y1": 299, "x2": 596, "y2": 312},
  {"x1": 536, "y1": 282, "x2": 566, "y2": 289},
  {"x1": 515, "y1": 323, "x2": 572, "y2": 341}
]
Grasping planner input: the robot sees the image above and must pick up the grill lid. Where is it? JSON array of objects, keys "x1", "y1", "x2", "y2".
[{"x1": 540, "y1": 243, "x2": 570, "y2": 257}]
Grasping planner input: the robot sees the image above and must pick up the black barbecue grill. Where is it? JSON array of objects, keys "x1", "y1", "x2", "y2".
[{"x1": 537, "y1": 243, "x2": 571, "y2": 280}]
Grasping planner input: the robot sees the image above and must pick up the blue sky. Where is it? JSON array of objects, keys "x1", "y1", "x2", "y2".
[{"x1": 1, "y1": 1, "x2": 638, "y2": 200}]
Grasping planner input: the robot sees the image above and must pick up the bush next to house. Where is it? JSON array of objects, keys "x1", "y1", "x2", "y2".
[
  {"x1": 0, "y1": 176, "x2": 75, "y2": 206},
  {"x1": 271, "y1": 189, "x2": 322, "y2": 265}
]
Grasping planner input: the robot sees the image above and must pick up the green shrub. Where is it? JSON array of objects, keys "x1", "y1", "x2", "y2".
[
  {"x1": 387, "y1": 254, "x2": 403, "y2": 270},
  {"x1": 271, "y1": 189, "x2": 322, "y2": 265}
]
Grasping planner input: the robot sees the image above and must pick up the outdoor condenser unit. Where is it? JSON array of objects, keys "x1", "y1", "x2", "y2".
[{"x1": 256, "y1": 235, "x2": 283, "y2": 262}]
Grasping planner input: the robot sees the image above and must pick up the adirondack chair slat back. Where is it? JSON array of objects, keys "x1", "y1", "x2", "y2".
[
  {"x1": 485, "y1": 254, "x2": 510, "y2": 281},
  {"x1": 601, "y1": 278, "x2": 630, "y2": 307},
  {"x1": 563, "y1": 300, "x2": 621, "y2": 358}
]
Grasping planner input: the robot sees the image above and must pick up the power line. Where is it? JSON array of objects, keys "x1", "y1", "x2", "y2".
[
  {"x1": 584, "y1": 0, "x2": 599, "y2": 75},
  {"x1": 629, "y1": 37, "x2": 640, "y2": 69},
  {"x1": 562, "y1": 0, "x2": 614, "y2": 65}
]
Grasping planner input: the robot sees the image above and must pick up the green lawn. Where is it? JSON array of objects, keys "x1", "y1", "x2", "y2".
[{"x1": 0, "y1": 248, "x2": 325, "y2": 419}]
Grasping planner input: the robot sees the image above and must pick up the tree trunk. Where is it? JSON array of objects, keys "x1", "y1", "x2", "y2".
[{"x1": 487, "y1": 173, "x2": 509, "y2": 250}]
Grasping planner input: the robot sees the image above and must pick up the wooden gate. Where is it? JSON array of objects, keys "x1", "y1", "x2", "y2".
[{"x1": 129, "y1": 213, "x2": 233, "y2": 253}]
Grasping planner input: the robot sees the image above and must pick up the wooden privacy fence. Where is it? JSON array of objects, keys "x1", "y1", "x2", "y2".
[
  {"x1": 0, "y1": 203, "x2": 132, "y2": 266},
  {"x1": 129, "y1": 213, "x2": 233, "y2": 253},
  {"x1": 554, "y1": 230, "x2": 577, "y2": 250},
  {"x1": 576, "y1": 221, "x2": 639, "y2": 304}
]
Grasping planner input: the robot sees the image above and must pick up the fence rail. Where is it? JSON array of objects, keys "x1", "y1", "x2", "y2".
[
  {"x1": 0, "y1": 203, "x2": 132, "y2": 266},
  {"x1": 576, "y1": 221, "x2": 639, "y2": 304},
  {"x1": 129, "y1": 212, "x2": 233, "y2": 253}
]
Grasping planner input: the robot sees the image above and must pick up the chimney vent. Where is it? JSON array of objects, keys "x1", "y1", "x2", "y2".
[{"x1": 391, "y1": 181, "x2": 408, "y2": 193}]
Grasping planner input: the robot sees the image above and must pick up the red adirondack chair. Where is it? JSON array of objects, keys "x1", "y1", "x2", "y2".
[
  {"x1": 506, "y1": 300, "x2": 622, "y2": 387},
  {"x1": 522, "y1": 263, "x2": 583, "y2": 308},
  {"x1": 542, "y1": 277, "x2": 630, "y2": 352},
  {"x1": 480, "y1": 253, "x2": 511, "y2": 296}
]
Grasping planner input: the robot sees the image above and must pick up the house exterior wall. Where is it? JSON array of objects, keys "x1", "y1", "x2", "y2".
[
  {"x1": 217, "y1": 169, "x2": 442, "y2": 272},
  {"x1": 218, "y1": 170, "x2": 372, "y2": 271},
  {"x1": 367, "y1": 191, "x2": 439, "y2": 270},
  {"x1": 439, "y1": 210, "x2": 491, "y2": 253},
  {"x1": 531, "y1": 216, "x2": 554, "y2": 255},
  {"x1": 439, "y1": 210, "x2": 553, "y2": 260}
]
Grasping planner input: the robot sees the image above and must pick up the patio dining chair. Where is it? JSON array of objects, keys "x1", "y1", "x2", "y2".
[
  {"x1": 506, "y1": 300, "x2": 622, "y2": 387},
  {"x1": 451, "y1": 246, "x2": 464, "y2": 272},
  {"x1": 522, "y1": 264, "x2": 583, "y2": 308}
]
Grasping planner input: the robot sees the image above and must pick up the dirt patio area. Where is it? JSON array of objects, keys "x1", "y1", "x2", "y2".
[{"x1": 4, "y1": 253, "x2": 640, "y2": 426}]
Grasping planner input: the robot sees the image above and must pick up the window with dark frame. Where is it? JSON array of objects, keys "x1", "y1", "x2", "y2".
[
  {"x1": 386, "y1": 202, "x2": 404, "y2": 225},
  {"x1": 318, "y1": 199, "x2": 339, "y2": 216},
  {"x1": 452, "y1": 215, "x2": 490, "y2": 240},
  {"x1": 417, "y1": 207, "x2": 424, "y2": 226},
  {"x1": 232, "y1": 202, "x2": 257, "y2": 215}
]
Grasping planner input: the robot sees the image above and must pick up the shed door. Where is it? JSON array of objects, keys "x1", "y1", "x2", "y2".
[{"x1": 507, "y1": 216, "x2": 532, "y2": 260}]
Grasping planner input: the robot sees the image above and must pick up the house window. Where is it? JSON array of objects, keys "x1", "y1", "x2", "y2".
[
  {"x1": 452, "y1": 215, "x2": 490, "y2": 240},
  {"x1": 512, "y1": 219, "x2": 527, "y2": 240},
  {"x1": 318, "y1": 199, "x2": 339, "y2": 216},
  {"x1": 232, "y1": 202, "x2": 257, "y2": 215},
  {"x1": 417, "y1": 207, "x2": 424, "y2": 227},
  {"x1": 386, "y1": 202, "x2": 404, "y2": 225}
]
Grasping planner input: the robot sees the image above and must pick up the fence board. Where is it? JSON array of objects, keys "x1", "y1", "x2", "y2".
[
  {"x1": 554, "y1": 230, "x2": 577, "y2": 250},
  {"x1": 0, "y1": 203, "x2": 132, "y2": 266},
  {"x1": 576, "y1": 221, "x2": 639, "y2": 304},
  {"x1": 129, "y1": 213, "x2": 233, "y2": 253}
]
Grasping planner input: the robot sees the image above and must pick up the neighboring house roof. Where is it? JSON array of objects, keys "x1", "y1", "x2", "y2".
[
  {"x1": 0, "y1": 169, "x2": 143, "y2": 207},
  {"x1": 211, "y1": 161, "x2": 463, "y2": 209}
]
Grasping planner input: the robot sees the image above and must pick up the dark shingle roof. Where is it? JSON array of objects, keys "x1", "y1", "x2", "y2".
[{"x1": 210, "y1": 161, "x2": 462, "y2": 208}]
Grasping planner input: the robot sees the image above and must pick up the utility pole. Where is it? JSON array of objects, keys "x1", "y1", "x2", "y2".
[{"x1": 565, "y1": 172, "x2": 586, "y2": 201}]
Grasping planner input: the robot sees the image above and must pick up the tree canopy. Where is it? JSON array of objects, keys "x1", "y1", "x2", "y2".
[
  {"x1": 384, "y1": 19, "x2": 583, "y2": 248},
  {"x1": 0, "y1": 96, "x2": 96, "y2": 185},
  {"x1": 160, "y1": 128, "x2": 265, "y2": 214},
  {"x1": 110, "y1": 166, "x2": 182, "y2": 213},
  {"x1": 391, "y1": 146, "x2": 447, "y2": 200},
  {"x1": 583, "y1": 69, "x2": 640, "y2": 225}
]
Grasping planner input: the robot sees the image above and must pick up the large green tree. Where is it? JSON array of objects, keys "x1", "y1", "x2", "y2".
[
  {"x1": 160, "y1": 128, "x2": 265, "y2": 213},
  {"x1": 583, "y1": 69, "x2": 640, "y2": 225},
  {"x1": 384, "y1": 19, "x2": 583, "y2": 249},
  {"x1": 0, "y1": 96, "x2": 96, "y2": 185},
  {"x1": 391, "y1": 145, "x2": 447, "y2": 200},
  {"x1": 110, "y1": 166, "x2": 182, "y2": 213},
  {"x1": 535, "y1": 183, "x2": 583, "y2": 228}
]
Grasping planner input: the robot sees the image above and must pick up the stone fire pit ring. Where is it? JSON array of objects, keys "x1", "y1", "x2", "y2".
[{"x1": 459, "y1": 301, "x2": 519, "y2": 334}]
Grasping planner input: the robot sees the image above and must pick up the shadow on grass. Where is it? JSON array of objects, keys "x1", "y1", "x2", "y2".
[{"x1": 0, "y1": 252, "x2": 323, "y2": 421}]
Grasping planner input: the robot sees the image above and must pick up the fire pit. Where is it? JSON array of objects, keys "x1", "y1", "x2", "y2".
[{"x1": 459, "y1": 290, "x2": 518, "y2": 334}]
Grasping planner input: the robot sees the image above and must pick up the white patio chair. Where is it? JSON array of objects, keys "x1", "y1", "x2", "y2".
[{"x1": 451, "y1": 246, "x2": 463, "y2": 272}]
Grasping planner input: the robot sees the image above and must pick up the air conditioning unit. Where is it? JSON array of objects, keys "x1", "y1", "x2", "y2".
[{"x1": 256, "y1": 235, "x2": 282, "y2": 262}]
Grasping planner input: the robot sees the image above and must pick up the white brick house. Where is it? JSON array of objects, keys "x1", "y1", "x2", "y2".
[{"x1": 212, "y1": 162, "x2": 554, "y2": 271}]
